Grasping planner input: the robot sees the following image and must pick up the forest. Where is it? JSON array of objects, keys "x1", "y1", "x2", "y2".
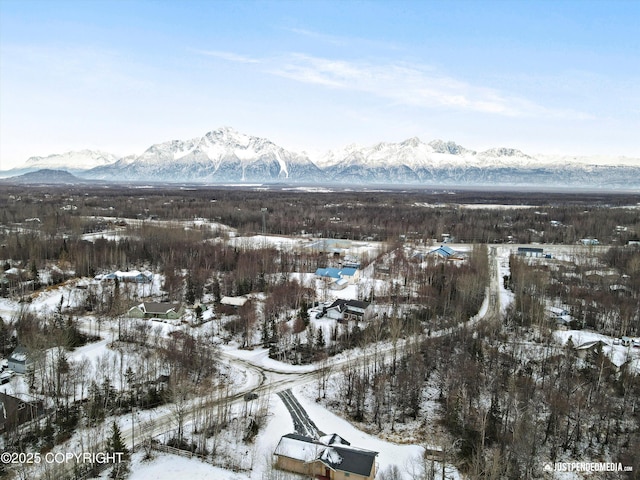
[{"x1": 0, "y1": 184, "x2": 639, "y2": 480}]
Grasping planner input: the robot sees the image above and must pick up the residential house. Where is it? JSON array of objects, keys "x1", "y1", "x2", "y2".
[
  {"x1": 517, "y1": 247, "x2": 544, "y2": 257},
  {"x1": 274, "y1": 433, "x2": 378, "y2": 480},
  {"x1": 428, "y1": 245, "x2": 463, "y2": 260},
  {"x1": 7, "y1": 346, "x2": 31, "y2": 374},
  {"x1": 101, "y1": 270, "x2": 153, "y2": 283},
  {"x1": 546, "y1": 307, "x2": 574, "y2": 329},
  {"x1": 315, "y1": 267, "x2": 360, "y2": 290},
  {"x1": 580, "y1": 238, "x2": 600, "y2": 246},
  {"x1": 609, "y1": 284, "x2": 634, "y2": 297},
  {"x1": 341, "y1": 258, "x2": 361, "y2": 269},
  {"x1": 220, "y1": 296, "x2": 248, "y2": 308},
  {"x1": 305, "y1": 239, "x2": 353, "y2": 257},
  {"x1": 0, "y1": 392, "x2": 43, "y2": 433},
  {"x1": 575, "y1": 340, "x2": 608, "y2": 360},
  {"x1": 325, "y1": 299, "x2": 372, "y2": 323},
  {"x1": 375, "y1": 264, "x2": 391, "y2": 276},
  {"x1": 3, "y1": 267, "x2": 27, "y2": 280},
  {"x1": 127, "y1": 302, "x2": 185, "y2": 320},
  {"x1": 2, "y1": 268, "x2": 27, "y2": 293}
]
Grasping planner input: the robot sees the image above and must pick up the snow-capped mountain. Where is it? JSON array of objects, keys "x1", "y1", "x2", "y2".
[
  {"x1": 88, "y1": 127, "x2": 322, "y2": 182},
  {"x1": 3, "y1": 128, "x2": 639, "y2": 188},
  {"x1": 25, "y1": 149, "x2": 119, "y2": 171},
  {"x1": 0, "y1": 149, "x2": 120, "y2": 178},
  {"x1": 318, "y1": 138, "x2": 640, "y2": 187}
]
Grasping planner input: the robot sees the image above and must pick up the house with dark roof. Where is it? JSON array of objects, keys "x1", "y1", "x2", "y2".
[
  {"x1": 127, "y1": 302, "x2": 184, "y2": 320},
  {"x1": 0, "y1": 392, "x2": 43, "y2": 433},
  {"x1": 274, "y1": 433, "x2": 378, "y2": 480},
  {"x1": 325, "y1": 299, "x2": 372, "y2": 323}
]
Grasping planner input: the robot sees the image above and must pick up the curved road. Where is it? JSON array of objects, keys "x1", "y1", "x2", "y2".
[{"x1": 24, "y1": 245, "x2": 504, "y2": 479}]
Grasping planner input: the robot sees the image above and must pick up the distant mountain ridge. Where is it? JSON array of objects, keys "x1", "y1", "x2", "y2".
[
  {"x1": 0, "y1": 169, "x2": 84, "y2": 184},
  {"x1": 3, "y1": 127, "x2": 639, "y2": 188}
]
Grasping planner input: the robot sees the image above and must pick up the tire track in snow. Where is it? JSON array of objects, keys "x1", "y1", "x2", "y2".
[{"x1": 277, "y1": 388, "x2": 322, "y2": 439}]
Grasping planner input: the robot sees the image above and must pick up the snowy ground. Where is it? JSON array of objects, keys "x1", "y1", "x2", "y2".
[
  {"x1": 5, "y1": 241, "x2": 626, "y2": 479},
  {"x1": 493, "y1": 245, "x2": 640, "y2": 374},
  {"x1": 97, "y1": 382, "x2": 456, "y2": 480},
  {"x1": 295, "y1": 383, "x2": 437, "y2": 477},
  {"x1": 554, "y1": 329, "x2": 640, "y2": 372}
]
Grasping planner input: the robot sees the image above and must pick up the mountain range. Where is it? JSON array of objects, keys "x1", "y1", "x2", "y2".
[{"x1": 2, "y1": 127, "x2": 639, "y2": 188}]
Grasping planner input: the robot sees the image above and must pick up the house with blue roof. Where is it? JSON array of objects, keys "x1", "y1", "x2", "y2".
[
  {"x1": 428, "y1": 245, "x2": 463, "y2": 260},
  {"x1": 315, "y1": 267, "x2": 360, "y2": 289}
]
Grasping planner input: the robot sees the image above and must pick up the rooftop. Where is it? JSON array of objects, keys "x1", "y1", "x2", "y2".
[{"x1": 274, "y1": 433, "x2": 378, "y2": 477}]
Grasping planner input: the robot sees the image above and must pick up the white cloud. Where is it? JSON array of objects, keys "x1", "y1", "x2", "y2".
[{"x1": 203, "y1": 50, "x2": 589, "y2": 119}]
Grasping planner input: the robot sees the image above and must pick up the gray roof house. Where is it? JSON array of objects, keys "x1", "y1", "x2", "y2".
[
  {"x1": 325, "y1": 299, "x2": 372, "y2": 323},
  {"x1": 274, "y1": 433, "x2": 378, "y2": 480}
]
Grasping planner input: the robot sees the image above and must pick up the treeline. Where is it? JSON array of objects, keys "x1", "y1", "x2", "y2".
[
  {"x1": 2, "y1": 186, "x2": 639, "y2": 248},
  {"x1": 4, "y1": 320, "x2": 219, "y2": 454},
  {"x1": 435, "y1": 324, "x2": 640, "y2": 478},
  {"x1": 320, "y1": 321, "x2": 640, "y2": 479},
  {"x1": 506, "y1": 246, "x2": 640, "y2": 336},
  {"x1": 377, "y1": 245, "x2": 490, "y2": 327},
  {"x1": 317, "y1": 245, "x2": 490, "y2": 422}
]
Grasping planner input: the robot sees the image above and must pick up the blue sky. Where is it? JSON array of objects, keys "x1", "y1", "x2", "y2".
[{"x1": 1, "y1": 0, "x2": 639, "y2": 168}]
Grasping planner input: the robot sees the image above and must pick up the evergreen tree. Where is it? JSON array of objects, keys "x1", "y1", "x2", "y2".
[
  {"x1": 30, "y1": 260, "x2": 38, "y2": 280},
  {"x1": 269, "y1": 316, "x2": 278, "y2": 345},
  {"x1": 261, "y1": 317, "x2": 270, "y2": 346},
  {"x1": 0, "y1": 316, "x2": 12, "y2": 356},
  {"x1": 185, "y1": 275, "x2": 196, "y2": 305},
  {"x1": 30, "y1": 260, "x2": 40, "y2": 289},
  {"x1": 315, "y1": 326, "x2": 325, "y2": 350},
  {"x1": 107, "y1": 420, "x2": 129, "y2": 455},
  {"x1": 107, "y1": 420, "x2": 130, "y2": 479},
  {"x1": 86, "y1": 381, "x2": 104, "y2": 424},
  {"x1": 212, "y1": 278, "x2": 221, "y2": 303},
  {"x1": 298, "y1": 300, "x2": 310, "y2": 327}
]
